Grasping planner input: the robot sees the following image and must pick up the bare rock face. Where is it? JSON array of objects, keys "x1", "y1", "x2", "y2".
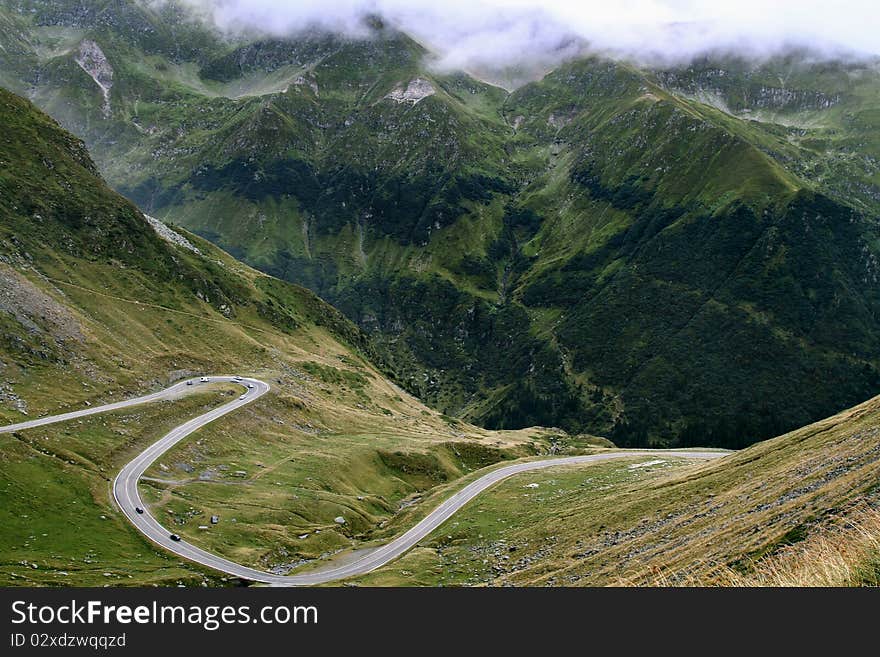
[
  {"x1": 74, "y1": 40, "x2": 114, "y2": 118},
  {"x1": 143, "y1": 215, "x2": 201, "y2": 254},
  {"x1": 547, "y1": 112, "x2": 574, "y2": 130},
  {"x1": 385, "y1": 78, "x2": 436, "y2": 105},
  {"x1": 0, "y1": 263, "x2": 84, "y2": 344},
  {"x1": 293, "y1": 75, "x2": 319, "y2": 96}
]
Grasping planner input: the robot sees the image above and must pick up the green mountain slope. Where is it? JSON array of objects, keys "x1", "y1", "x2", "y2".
[
  {"x1": 502, "y1": 58, "x2": 880, "y2": 446},
  {"x1": 354, "y1": 387, "x2": 880, "y2": 586},
  {"x1": 655, "y1": 53, "x2": 880, "y2": 213},
  {"x1": 0, "y1": 87, "x2": 558, "y2": 586},
  {"x1": 3, "y1": 0, "x2": 880, "y2": 447}
]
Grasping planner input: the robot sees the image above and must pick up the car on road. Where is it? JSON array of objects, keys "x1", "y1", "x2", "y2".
[
  {"x1": 239, "y1": 394, "x2": 247, "y2": 400},
  {"x1": 135, "y1": 506, "x2": 144, "y2": 514},
  {"x1": 247, "y1": 384, "x2": 254, "y2": 389},
  {"x1": 234, "y1": 376, "x2": 243, "y2": 381},
  {"x1": 200, "y1": 377, "x2": 209, "y2": 382},
  {"x1": 186, "y1": 381, "x2": 193, "y2": 386},
  {"x1": 170, "y1": 534, "x2": 181, "y2": 542}
]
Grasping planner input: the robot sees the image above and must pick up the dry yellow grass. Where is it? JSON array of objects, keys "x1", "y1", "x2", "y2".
[
  {"x1": 623, "y1": 502, "x2": 880, "y2": 587},
  {"x1": 359, "y1": 394, "x2": 880, "y2": 587},
  {"x1": 708, "y1": 504, "x2": 880, "y2": 587}
]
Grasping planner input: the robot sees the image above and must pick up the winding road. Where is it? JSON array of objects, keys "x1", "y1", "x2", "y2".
[{"x1": 0, "y1": 377, "x2": 727, "y2": 585}]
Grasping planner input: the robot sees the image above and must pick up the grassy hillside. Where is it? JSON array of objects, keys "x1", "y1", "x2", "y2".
[
  {"x1": 351, "y1": 393, "x2": 880, "y2": 586},
  {"x1": 2, "y1": 84, "x2": 877, "y2": 588},
  {"x1": 0, "y1": 87, "x2": 562, "y2": 586},
  {"x1": 3, "y1": 0, "x2": 880, "y2": 448},
  {"x1": 700, "y1": 505, "x2": 880, "y2": 587},
  {"x1": 655, "y1": 53, "x2": 880, "y2": 214}
]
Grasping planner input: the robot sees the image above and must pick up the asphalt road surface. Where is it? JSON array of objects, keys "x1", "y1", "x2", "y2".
[
  {"x1": 0, "y1": 379, "x2": 204, "y2": 434},
  {"x1": 1, "y1": 377, "x2": 727, "y2": 585}
]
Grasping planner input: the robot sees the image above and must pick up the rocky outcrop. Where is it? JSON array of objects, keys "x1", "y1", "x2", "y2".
[
  {"x1": 293, "y1": 75, "x2": 319, "y2": 96},
  {"x1": 144, "y1": 215, "x2": 201, "y2": 254},
  {"x1": 0, "y1": 263, "x2": 84, "y2": 344},
  {"x1": 385, "y1": 78, "x2": 436, "y2": 104},
  {"x1": 657, "y1": 69, "x2": 841, "y2": 113},
  {"x1": 74, "y1": 40, "x2": 113, "y2": 118}
]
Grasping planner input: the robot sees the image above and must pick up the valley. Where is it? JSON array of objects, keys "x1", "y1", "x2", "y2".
[
  {"x1": 2, "y1": 380, "x2": 724, "y2": 584},
  {"x1": 0, "y1": 85, "x2": 560, "y2": 585},
  {"x1": 3, "y1": 1, "x2": 879, "y2": 448},
  {"x1": 0, "y1": 1, "x2": 878, "y2": 589},
  {"x1": 356, "y1": 393, "x2": 880, "y2": 586}
]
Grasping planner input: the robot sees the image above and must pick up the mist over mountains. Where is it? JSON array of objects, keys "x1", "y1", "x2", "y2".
[
  {"x1": 174, "y1": 0, "x2": 880, "y2": 73},
  {"x1": 2, "y1": 0, "x2": 880, "y2": 448},
  {"x1": 4, "y1": 0, "x2": 880, "y2": 592}
]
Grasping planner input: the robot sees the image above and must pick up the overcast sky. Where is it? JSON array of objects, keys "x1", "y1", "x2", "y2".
[{"x1": 180, "y1": 0, "x2": 880, "y2": 69}]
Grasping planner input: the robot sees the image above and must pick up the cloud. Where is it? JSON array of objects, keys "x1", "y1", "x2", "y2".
[{"x1": 178, "y1": 0, "x2": 880, "y2": 70}]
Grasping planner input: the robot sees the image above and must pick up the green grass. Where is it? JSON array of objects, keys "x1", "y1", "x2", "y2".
[
  {"x1": 137, "y1": 383, "x2": 553, "y2": 572},
  {"x1": 349, "y1": 455, "x2": 694, "y2": 586},
  {"x1": 0, "y1": 86, "x2": 562, "y2": 585},
  {"x1": 0, "y1": 387, "x2": 238, "y2": 586},
  {"x1": 352, "y1": 393, "x2": 880, "y2": 586},
  {"x1": 6, "y1": 4, "x2": 880, "y2": 448},
  {"x1": 3, "y1": 8, "x2": 880, "y2": 586}
]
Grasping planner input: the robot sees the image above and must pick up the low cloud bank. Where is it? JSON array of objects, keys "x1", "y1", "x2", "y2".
[{"x1": 174, "y1": 1, "x2": 880, "y2": 70}]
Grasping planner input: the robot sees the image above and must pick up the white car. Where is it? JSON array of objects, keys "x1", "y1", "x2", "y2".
[
  {"x1": 200, "y1": 376, "x2": 209, "y2": 383},
  {"x1": 234, "y1": 376, "x2": 243, "y2": 381},
  {"x1": 239, "y1": 394, "x2": 247, "y2": 400}
]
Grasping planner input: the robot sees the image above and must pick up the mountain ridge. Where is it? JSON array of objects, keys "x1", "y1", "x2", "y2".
[
  {"x1": 0, "y1": 85, "x2": 569, "y2": 585},
  {"x1": 2, "y1": 0, "x2": 879, "y2": 447}
]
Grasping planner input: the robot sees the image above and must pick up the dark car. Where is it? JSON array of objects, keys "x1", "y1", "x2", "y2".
[
  {"x1": 170, "y1": 534, "x2": 181, "y2": 542},
  {"x1": 135, "y1": 507, "x2": 144, "y2": 514},
  {"x1": 186, "y1": 381, "x2": 193, "y2": 386}
]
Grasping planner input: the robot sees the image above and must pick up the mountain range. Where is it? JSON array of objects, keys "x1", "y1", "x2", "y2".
[
  {"x1": 2, "y1": 0, "x2": 880, "y2": 449},
  {"x1": 1, "y1": 81, "x2": 573, "y2": 585}
]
